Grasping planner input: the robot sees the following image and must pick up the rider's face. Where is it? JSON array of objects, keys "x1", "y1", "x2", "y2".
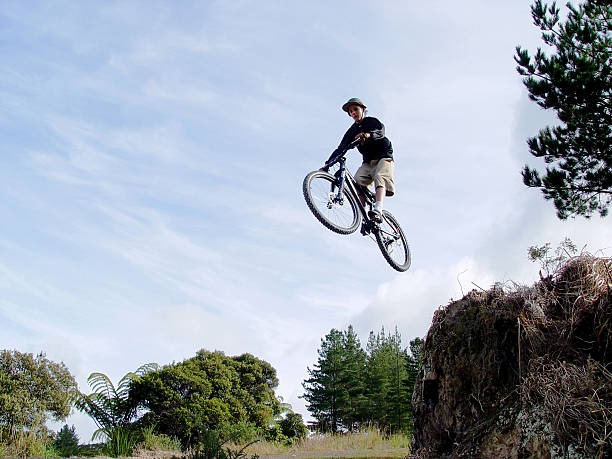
[{"x1": 348, "y1": 105, "x2": 365, "y2": 122}]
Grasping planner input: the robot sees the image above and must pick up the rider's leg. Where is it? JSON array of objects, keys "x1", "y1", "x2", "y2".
[
  {"x1": 368, "y1": 186, "x2": 385, "y2": 222},
  {"x1": 369, "y1": 160, "x2": 394, "y2": 222},
  {"x1": 354, "y1": 163, "x2": 374, "y2": 207},
  {"x1": 375, "y1": 186, "x2": 385, "y2": 206},
  {"x1": 373, "y1": 159, "x2": 395, "y2": 205}
]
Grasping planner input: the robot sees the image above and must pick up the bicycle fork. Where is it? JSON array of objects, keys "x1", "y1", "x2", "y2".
[{"x1": 327, "y1": 163, "x2": 348, "y2": 208}]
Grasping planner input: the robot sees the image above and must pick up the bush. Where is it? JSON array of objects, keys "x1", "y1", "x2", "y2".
[
  {"x1": 218, "y1": 422, "x2": 260, "y2": 444},
  {"x1": 75, "y1": 442, "x2": 106, "y2": 457},
  {"x1": 171, "y1": 428, "x2": 259, "y2": 459},
  {"x1": 136, "y1": 425, "x2": 181, "y2": 453},
  {"x1": 262, "y1": 425, "x2": 289, "y2": 445},
  {"x1": 0, "y1": 430, "x2": 55, "y2": 458},
  {"x1": 104, "y1": 426, "x2": 136, "y2": 457},
  {"x1": 278, "y1": 413, "x2": 307, "y2": 441},
  {"x1": 54, "y1": 424, "x2": 80, "y2": 457}
]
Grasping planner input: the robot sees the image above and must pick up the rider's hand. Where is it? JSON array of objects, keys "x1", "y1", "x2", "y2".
[{"x1": 355, "y1": 132, "x2": 370, "y2": 143}]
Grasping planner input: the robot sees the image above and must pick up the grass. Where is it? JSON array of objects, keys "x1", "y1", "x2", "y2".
[
  {"x1": 0, "y1": 427, "x2": 410, "y2": 458},
  {"x1": 235, "y1": 426, "x2": 411, "y2": 458},
  {"x1": 0, "y1": 431, "x2": 58, "y2": 458}
]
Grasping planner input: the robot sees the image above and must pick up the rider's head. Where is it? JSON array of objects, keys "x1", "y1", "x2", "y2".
[{"x1": 342, "y1": 98, "x2": 366, "y2": 122}]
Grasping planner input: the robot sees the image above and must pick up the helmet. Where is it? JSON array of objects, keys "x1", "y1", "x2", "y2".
[{"x1": 342, "y1": 97, "x2": 367, "y2": 113}]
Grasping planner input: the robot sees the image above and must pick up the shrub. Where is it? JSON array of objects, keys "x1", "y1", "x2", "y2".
[
  {"x1": 278, "y1": 413, "x2": 307, "y2": 441},
  {"x1": 136, "y1": 425, "x2": 181, "y2": 453},
  {"x1": 218, "y1": 422, "x2": 260, "y2": 445},
  {"x1": 171, "y1": 428, "x2": 259, "y2": 459},
  {"x1": 0, "y1": 429, "x2": 54, "y2": 458},
  {"x1": 54, "y1": 424, "x2": 80, "y2": 457},
  {"x1": 104, "y1": 426, "x2": 136, "y2": 457}
]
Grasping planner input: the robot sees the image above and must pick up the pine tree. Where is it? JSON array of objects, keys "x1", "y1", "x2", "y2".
[
  {"x1": 365, "y1": 329, "x2": 388, "y2": 426},
  {"x1": 338, "y1": 326, "x2": 367, "y2": 430},
  {"x1": 365, "y1": 328, "x2": 412, "y2": 432},
  {"x1": 385, "y1": 328, "x2": 412, "y2": 432},
  {"x1": 404, "y1": 337, "x2": 424, "y2": 430},
  {"x1": 54, "y1": 424, "x2": 79, "y2": 457},
  {"x1": 302, "y1": 329, "x2": 346, "y2": 432},
  {"x1": 515, "y1": 0, "x2": 611, "y2": 219},
  {"x1": 303, "y1": 326, "x2": 422, "y2": 434}
]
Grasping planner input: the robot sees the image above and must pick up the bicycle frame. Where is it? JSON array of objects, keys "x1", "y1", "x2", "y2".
[{"x1": 330, "y1": 156, "x2": 378, "y2": 236}]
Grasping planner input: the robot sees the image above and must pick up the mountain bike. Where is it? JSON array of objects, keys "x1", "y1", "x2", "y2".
[{"x1": 302, "y1": 140, "x2": 411, "y2": 272}]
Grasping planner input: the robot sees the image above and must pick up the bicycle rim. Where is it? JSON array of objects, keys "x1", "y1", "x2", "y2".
[
  {"x1": 303, "y1": 171, "x2": 360, "y2": 234},
  {"x1": 375, "y1": 210, "x2": 411, "y2": 272}
]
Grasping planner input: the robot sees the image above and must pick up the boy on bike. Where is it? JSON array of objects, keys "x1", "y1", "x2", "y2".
[{"x1": 323, "y1": 97, "x2": 394, "y2": 223}]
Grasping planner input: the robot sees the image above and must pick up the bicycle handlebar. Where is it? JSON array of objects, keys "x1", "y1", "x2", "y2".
[{"x1": 323, "y1": 138, "x2": 361, "y2": 170}]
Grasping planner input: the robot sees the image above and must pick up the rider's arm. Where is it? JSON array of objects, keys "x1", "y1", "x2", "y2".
[
  {"x1": 362, "y1": 117, "x2": 385, "y2": 140},
  {"x1": 325, "y1": 126, "x2": 355, "y2": 166}
]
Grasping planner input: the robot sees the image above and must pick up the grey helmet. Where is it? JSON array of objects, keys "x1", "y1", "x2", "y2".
[{"x1": 342, "y1": 97, "x2": 367, "y2": 113}]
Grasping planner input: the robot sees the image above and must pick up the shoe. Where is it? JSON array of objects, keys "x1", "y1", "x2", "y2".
[{"x1": 368, "y1": 208, "x2": 383, "y2": 223}]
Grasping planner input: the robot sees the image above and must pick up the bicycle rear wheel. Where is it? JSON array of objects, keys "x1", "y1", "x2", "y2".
[
  {"x1": 303, "y1": 171, "x2": 360, "y2": 235},
  {"x1": 375, "y1": 210, "x2": 411, "y2": 272}
]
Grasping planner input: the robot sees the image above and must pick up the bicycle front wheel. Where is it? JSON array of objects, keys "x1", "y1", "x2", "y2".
[
  {"x1": 303, "y1": 171, "x2": 360, "y2": 235},
  {"x1": 375, "y1": 210, "x2": 411, "y2": 272}
]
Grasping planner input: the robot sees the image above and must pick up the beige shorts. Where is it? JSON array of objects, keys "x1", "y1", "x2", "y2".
[{"x1": 354, "y1": 159, "x2": 395, "y2": 196}]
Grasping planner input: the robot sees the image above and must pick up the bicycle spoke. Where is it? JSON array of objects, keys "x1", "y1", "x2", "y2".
[
  {"x1": 303, "y1": 171, "x2": 360, "y2": 235},
  {"x1": 375, "y1": 211, "x2": 410, "y2": 272}
]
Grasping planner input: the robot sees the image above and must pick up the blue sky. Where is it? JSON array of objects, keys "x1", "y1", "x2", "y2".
[{"x1": 2, "y1": 0, "x2": 610, "y2": 439}]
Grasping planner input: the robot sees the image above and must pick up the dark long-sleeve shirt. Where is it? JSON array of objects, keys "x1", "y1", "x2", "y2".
[{"x1": 327, "y1": 116, "x2": 393, "y2": 165}]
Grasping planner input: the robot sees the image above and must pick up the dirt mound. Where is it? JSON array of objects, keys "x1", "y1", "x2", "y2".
[{"x1": 411, "y1": 255, "x2": 612, "y2": 458}]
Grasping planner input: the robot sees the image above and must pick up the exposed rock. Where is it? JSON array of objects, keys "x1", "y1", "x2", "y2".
[{"x1": 411, "y1": 255, "x2": 612, "y2": 458}]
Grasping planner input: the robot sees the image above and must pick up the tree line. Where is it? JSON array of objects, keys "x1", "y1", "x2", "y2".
[
  {"x1": 1, "y1": 326, "x2": 422, "y2": 456},
  {"x1": 302, "y1": 325, "x2": 423, "y2": 434},
  {"x1": 0, "y1": 349, "x2": 306, "y2": 457}
]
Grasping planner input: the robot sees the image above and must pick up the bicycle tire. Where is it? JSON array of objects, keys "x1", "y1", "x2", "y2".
[
  {"x1": 303, "y1": 171, "x2": 361, "y2": 235},
  {"x1": 375, "y1": 210, "x2": 411, "y2": 272}
]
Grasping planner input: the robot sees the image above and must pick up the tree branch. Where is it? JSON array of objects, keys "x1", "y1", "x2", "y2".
[{"x1": 525, "y1": 183, "x2": 612, "y2": 194}]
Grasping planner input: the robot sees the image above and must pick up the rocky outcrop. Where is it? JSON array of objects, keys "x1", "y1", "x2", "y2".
[{"x1": 411, "y1": 256, "x2": 612, "y2": 458}]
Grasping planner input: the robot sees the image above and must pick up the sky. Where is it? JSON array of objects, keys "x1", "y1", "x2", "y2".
[{"x1": 1, "y1": 0, "x2": 610, "y2": 440}]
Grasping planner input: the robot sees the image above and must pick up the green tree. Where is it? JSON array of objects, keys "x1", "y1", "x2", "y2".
[
  {"x1": 54, "y1": 424, "x2": 79, "y2": 457},
  {"x1": 404, "y1": 337, "x2": 424, "y2": 430},
  {"x1": 301, "y1": 329, "x2": 347, "y2": 433},
  {"x1": 338, "y1": 326, "x2": 368, "y2": 430},
  {"x1": 129, "y1": 350, "x2": 281, "y2": 449},
  {"x1": 72, "y1": 363, "x2": 158, "y2": 456},
  {"x1": 364, "y1": 328, "x2": 412, "y2": 432},
  {"x1": 0, "y1": 350, "x2": 77, "y2": 436},
  {"x1": 515, "y1": 0, "x2": 611, "y2": 219},
  {"x1": 278, "y1": 412, "x2": 307, "y2": 441},
  {"x1": 303, "y1": 326, "x2": 419, "y2": 433},
  {"x1": 408, "y1": 337, "x2": 424, "y2": 367}
]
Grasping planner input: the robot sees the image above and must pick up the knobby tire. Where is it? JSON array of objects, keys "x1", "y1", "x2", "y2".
[
  {"x1": 303, "y1": 171, "x2": 360, "y2": 235},
  {"x1": 375, "y1": 210, "x2": 411, "y2": 272}
]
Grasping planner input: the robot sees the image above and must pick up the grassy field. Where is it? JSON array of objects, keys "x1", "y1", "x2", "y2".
[
  {"x1": 235, "y1": 427, "x2": 411, "y2": 458},
  {"x1": 132, "y1": 427, "x2": 412, "y2": 458},
  {"x1": 0, "y1": 427, "x2": 411, "y2": 458}
]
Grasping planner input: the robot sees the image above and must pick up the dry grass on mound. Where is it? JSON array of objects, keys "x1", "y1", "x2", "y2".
[
  {"x1": 523, "y1": 358, "x2": 612, "y2": 454},
  {"x1": 521, "y1": 254, "x2": 611, "y2": 355},
  {"x1": 519, "y1": 254, "x2": 612, "y2": 456}
]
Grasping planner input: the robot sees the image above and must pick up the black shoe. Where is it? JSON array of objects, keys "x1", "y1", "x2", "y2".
[{"x1": 368, "y1": 208, "x2": 383, "y2": 223}]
